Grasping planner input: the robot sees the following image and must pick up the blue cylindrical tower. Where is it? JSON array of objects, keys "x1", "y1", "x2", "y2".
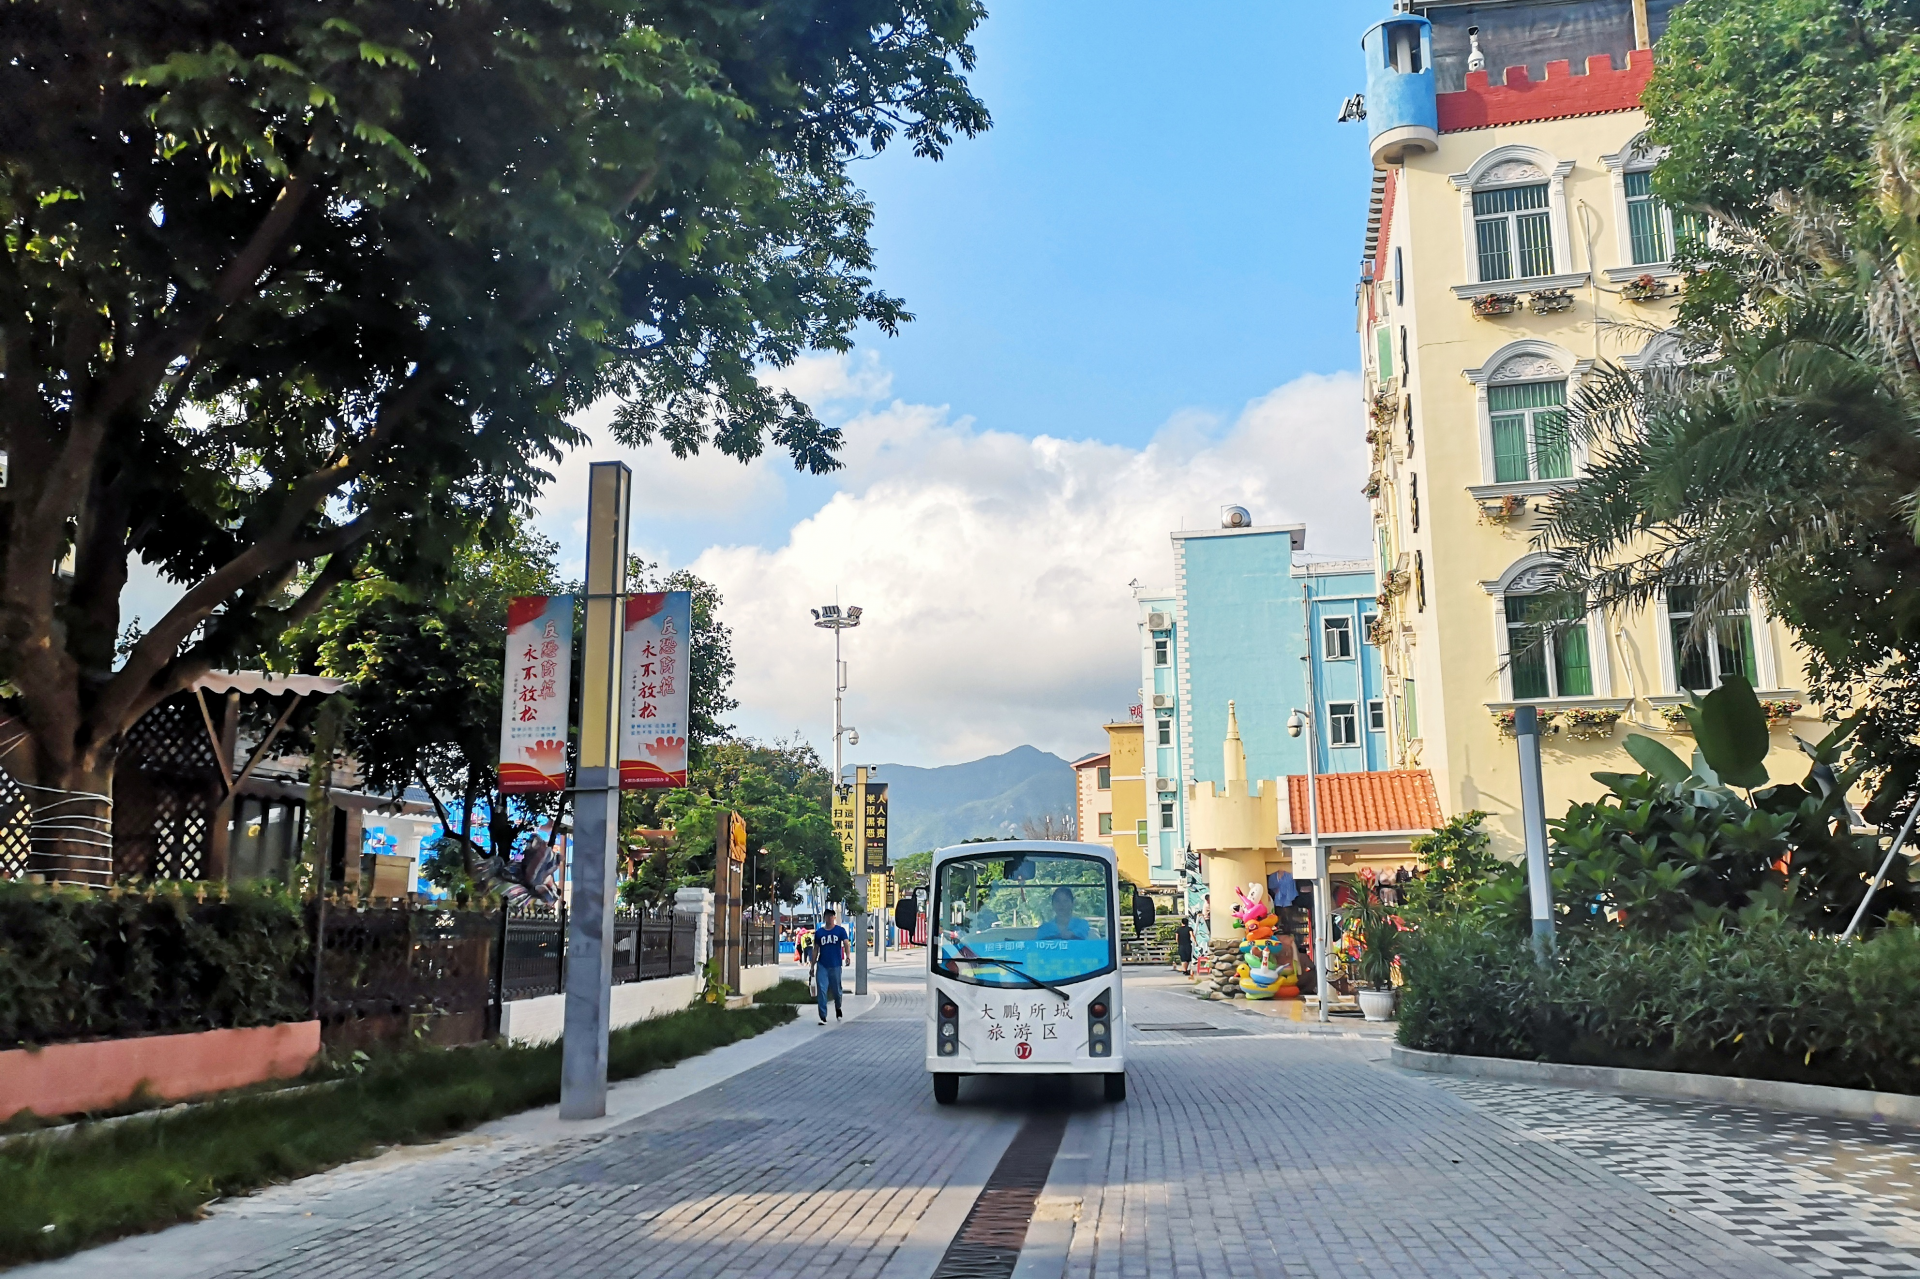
[{"x1": 1361, "y1": 15, "x2": 1438, "y2": 167}]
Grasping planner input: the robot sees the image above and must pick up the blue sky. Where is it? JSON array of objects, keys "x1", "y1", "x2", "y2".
[{"x1": 540, "y1": 3, "x2": 1389, "y2": 765}]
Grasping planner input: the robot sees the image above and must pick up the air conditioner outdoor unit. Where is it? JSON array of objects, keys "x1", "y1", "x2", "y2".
[
  {"x1": 1156, "y1": 777, "x2": 1178, "y2": 794},
  {"x1": 1151, "y1": 694, "x2": 1173, "y2": 710},
  {"x1": 1147, "y1": 612, "x2": 1170, "y2": 631}
]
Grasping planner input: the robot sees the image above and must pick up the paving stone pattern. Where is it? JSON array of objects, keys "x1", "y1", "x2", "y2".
[
  {"x1": 1067, "y1": 975, "x2": 1803, "y2": 1278},
  {"x1": 1429, "y1": 1075, "x2": 1920, "y2": 1278},
  {"x1": 215, "y1": 979, "x2": 986, "y2": 1279},
  {"x1": 43, "y1": 963, "x2": 1920, "y2": 1278}
]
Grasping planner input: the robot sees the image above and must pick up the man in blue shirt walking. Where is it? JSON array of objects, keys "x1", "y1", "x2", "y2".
[{"x1": 811, "y1": 907, "x2": 851, "y2": 1024}]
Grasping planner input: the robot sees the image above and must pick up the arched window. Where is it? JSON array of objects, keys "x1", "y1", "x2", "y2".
[
  {"x1": 1484, "y1": 557, "x2": 1608, "y2": 703},
  {"x1": 1449, "y1": 146, "x2": 1579, "y2": 293},
  {"x1": 1602, "y1": 133, "x2": 1706, "y2": 281},
  {"x1": 1464, "y1": 342, "x2": 1593, "y2": 488}
]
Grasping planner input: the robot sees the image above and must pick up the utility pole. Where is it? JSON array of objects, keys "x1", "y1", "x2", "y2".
[
  {"x1": 1292, "y1": 577, "x2": 1331, "y2": 1022},
  {"x1": 561, "y1": 461, "x2": 629, "y2": 1121},
  {"x1": 812, "y1": 603, "x2": 864, "y2": 986}
]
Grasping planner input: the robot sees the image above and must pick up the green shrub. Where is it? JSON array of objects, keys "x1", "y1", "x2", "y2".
[
  {"x1": 0, "y1": 1002, "x2": 795, "y2": 1264},
  {"x1": 1398, "y1": 916, "x2": 1920, "y2": 1093},
  {"x1": 754, "y1": 978, "x2": 813, "y2": 1004},
  {"x1": 0, "y1": 882, "x2": 309, "y2": 1050}
]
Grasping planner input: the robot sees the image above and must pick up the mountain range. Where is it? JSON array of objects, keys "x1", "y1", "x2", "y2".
[{"x1": 875, "y1": 745, "x2": 1077, "y2": 854}]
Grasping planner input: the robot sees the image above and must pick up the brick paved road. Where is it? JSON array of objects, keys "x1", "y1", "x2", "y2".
[{"x1": 28, "y1": 962, "x2": 1920, "y2": 1278}]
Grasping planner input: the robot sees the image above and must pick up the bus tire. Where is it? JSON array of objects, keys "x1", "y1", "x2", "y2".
[
  {"x1": 1103, "y1": 1072, "x2": 1126, "y2": 1103},
  {"x1": 933, "y1": 1073, "x2": 959, "y2": 1105}
]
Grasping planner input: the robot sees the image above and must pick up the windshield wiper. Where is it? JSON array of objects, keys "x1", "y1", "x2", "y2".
[{"x1": 948, "y1": 956, "x2": 1072, "y2": 1001}]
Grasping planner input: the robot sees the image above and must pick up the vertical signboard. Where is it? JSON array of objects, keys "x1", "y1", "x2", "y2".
[
  {"x1": 499, "y1": 595, "x2": 574, "y2": 793},
  {"x1": 618, "y1": 591, "x2": 692, "y2": 789},
  {"x1": 861, "y1": 782, "x2": 889, "y2": 873},
  {"x1": 832, "y1": 785, "x2": 857, "y2": 873}
]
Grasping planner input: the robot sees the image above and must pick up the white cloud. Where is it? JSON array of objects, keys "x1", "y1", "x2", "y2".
[{"x1": 682, "y1": 367, "x2": 1369, "y2": 766}]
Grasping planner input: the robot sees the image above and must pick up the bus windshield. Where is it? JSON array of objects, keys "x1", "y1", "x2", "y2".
[{"x1": 932, "y1": 851, "x2": 1115, "y2": 988}]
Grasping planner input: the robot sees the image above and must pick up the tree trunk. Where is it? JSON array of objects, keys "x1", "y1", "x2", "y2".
[{"x1": 22, "y1": 749, "x2": 116, "y2": 888}]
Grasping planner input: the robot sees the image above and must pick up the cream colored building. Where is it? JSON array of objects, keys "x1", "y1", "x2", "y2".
[{"x1": 1358, "y1": 3, "x2": 1822, "y2": 856}]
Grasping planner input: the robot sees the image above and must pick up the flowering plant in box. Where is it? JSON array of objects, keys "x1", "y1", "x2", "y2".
[
  {"x1": 1761, "y1": 699, "x2": 1802, "y2": 724},
  {"x1": 1622, "y1": 273, "x2": 1673, "y2": 301},
  {"x1": 1472, "y1": 292, "x2": 1519, "y2": 317},
  {"x1": 1658, "y1": 703, "x2": 1693, "y2": 732},
  {"x1": 1529, "y1": 287, "x2": 1573, "y2": 313},
  {"x1": 1561, "y1": 706, "x2": 1621, "y2": 740},
  {"x1": 1369, "y1": 387, "x2": 1399, "y2": 425},
  {"x1": 1478, "y1": 493, "x2": 1529, "y2": 526},
  {"x1": 1493, "y1": 708, "x2": 1559, "y2": 738}
]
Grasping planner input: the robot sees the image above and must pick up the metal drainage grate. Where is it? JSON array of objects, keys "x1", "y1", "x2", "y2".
[
  {"x1": 929, "y1": 1111, "x2": 1069, "y2": 1279},
  {"x1": 1132, "y1": 1022, "x2": 1250, "y2": 1037}
]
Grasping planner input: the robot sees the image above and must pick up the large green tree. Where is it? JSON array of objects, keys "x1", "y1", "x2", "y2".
[
  {"x1": 0, "y1": 0, "x2": 988, "y2": 881},
  {"x1": 1540, "y1": 0, "x2": 1920, "y2": 810}
]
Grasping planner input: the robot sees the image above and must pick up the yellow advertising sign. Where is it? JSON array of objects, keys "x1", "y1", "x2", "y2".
[
  {"x1": 832, "y1": 786, "x2": 857, "y2": 872},
  {"x1": 728, "y1": 811, "x2": 748, "y2": 862}
]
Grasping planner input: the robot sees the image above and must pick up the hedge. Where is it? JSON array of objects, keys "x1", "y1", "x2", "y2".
[
  {"x1": 0, "y1": 882, "x2": 309, "y2": 1050},
  {"x1": 1397, "y1": 916, "x2": 1920, "y2": 1094}
]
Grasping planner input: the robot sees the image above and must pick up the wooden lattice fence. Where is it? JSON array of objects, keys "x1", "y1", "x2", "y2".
[{"x1": 111, "y1": 697, "x2": 222, "y2": 881}]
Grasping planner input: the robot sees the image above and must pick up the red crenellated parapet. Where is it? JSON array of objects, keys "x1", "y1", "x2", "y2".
[{"x1": 1437, "y1": 48, "x2": 1652, "y2": 132}]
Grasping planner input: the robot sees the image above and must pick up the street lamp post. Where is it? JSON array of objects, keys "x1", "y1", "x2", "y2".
[
  {"x1": 811, "y1": 603, "x2": 866, "y2": 986},
  {"x1": 1286, "y1": 705, "x2": 1329, "y2": 1023}
]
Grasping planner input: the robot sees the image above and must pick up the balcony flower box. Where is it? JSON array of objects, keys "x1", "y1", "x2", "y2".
[
  {"x1": 1529, "y1": 288, "x2": 1574, "y2": 314},
  {"x1": 1365, "y1": 614, "x2": 1392, "y2": 647},
  {"x1": 1369, "y1": 387, "x2": 1399, "y2": 425},
  {"x1": 1380, "y1": 569, "x2": 1410, "y2": 597},
  {"x1": 1659, "y1": 704, "x2": 1693, "y2": 732},
  {"x1": 1761, "y1": 698, "x2": 1802, "y2": 724},
  {"x1": 1478, "y1": 493, "x2": 1530, "y2": 526},
  {"x1": 1472, "y1": 292, "x2": 1520, "y2": 318},
  {"x1": 1622, "y1": 273, "x2": 1674, "y2": 302},
  {"x1": 1561, "y1": 706, "x2": 1621, "y2": 740},
  {"x1": 1362, "y1": 475, "x2": 1382, "y2": 499},
  {"x1": 1493, "y1": 708, "x2": 1560, "y2": 738}
]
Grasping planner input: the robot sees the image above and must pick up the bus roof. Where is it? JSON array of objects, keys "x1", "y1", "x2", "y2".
[{"x1": 929, "y1": 840, "x2": 1117, "y2": 868}]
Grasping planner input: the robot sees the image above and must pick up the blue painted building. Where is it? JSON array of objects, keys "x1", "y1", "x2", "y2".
[{"x1": 1139, "y1": 516, "x2": 1388, "y2": 917}]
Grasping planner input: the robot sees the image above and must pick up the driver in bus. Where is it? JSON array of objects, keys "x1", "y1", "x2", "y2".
[{"x1": 1033, "y1": 886, "x2": 1090, "y2": 940}]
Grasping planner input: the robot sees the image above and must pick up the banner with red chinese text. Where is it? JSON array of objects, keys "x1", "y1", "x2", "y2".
[
  {"x1": 498, "y1": 595, "x2": 574, "y2": 793},
  {"x1": 619, "y1": 591, "x2": 692, "y2": 788}
]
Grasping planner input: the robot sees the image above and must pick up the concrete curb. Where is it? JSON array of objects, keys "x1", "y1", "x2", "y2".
[{"x1": 1390, "y1": 1043, "x2": 1920, "y2": 1126}]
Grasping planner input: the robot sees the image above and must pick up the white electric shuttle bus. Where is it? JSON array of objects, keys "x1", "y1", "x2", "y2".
[{"x1": 924, "y1": 840, "x2": 1126, "y2": 1105}]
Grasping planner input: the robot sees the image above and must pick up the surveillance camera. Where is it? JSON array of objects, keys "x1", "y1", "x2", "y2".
[
  {"x1": 1286, "y1": 710, "x2": 1305, "y2": 739},
  {"x1": 848, "y1": 729, "x2": 860, "y2": 746}
]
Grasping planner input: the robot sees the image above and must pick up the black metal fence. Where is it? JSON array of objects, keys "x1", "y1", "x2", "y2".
[
  {"x1": 312, "y1": 901, "x2": 499, "y2": 1047},
  {"x1": 501, "y1": 903, "x2": 702, "y2": 1002},
  {"x1": 744, "y1": 912, "x2": 779, "y2": 968}
]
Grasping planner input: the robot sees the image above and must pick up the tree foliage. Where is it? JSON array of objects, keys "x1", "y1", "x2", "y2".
[{"x1": 0, "y1": 0, "x2": 988, "y2": 878}]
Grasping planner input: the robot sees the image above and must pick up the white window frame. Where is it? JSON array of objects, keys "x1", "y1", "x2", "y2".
[
  {"x1": 1327, "y1": 702, "x2": 1359, "y2": 747},
  {"x1": 1362, "y1": 612, "x2": 1379, "y2": 644},
  {"x1": 1481, "y1": 554, "x2": 1614, "y2": 702},
  {"x1": 1601, "y1": 133, "x2": 1693, "y2": 282},
  {"x1": 1159, "y1": 801, "x2": 1175, "y2": 831},
  {"x1": 1152, "y1": 636, "x2": 1169, "y2": 667},
  {"x1": 1323, "y1": 615, "x2": 1354, "y2": 661},
  {"x1": 1156, "y1": 717, "x2": 1171, "y2": 746},
  {"x1": 1448, "y1": 145, "x2": 1586, "y2": 298},
  {"x1": 1368, "y1": 699, "x2": 1386, "y2": 733},
  {"x1": 1654, "y1": 585, "x2": 1780, "y2": 694},
  {"x1": 1463, "y1": 341, "x2": 1595, "y2": 492}
]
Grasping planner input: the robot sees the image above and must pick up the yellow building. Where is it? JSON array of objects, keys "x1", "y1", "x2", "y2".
[
  {"x1": 1357, "y1": 4, "x2": 1823, "y2": 856},
  {"x1": 1097, "y1": 721, "x2": 1151, "y2": 888}
]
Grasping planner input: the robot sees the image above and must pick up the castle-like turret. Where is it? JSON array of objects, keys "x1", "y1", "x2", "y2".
[{"x1": 1362, "y1": 14, "x2": 1438, "y2": 167}]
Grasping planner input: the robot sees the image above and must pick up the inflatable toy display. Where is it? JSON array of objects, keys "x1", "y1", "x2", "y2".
[{"x1": 1229, "y1": 883, "x2": 1299, "y2": 998}]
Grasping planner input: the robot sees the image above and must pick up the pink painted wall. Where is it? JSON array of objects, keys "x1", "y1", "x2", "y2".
[{"x1": 0, "y1": 1021, "x2": 322, "y2": 1119}]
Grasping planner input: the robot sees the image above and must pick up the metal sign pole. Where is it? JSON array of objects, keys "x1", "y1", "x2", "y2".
[{"x1": 560, "y1": 461, "x2": 629, "y2": 1120}]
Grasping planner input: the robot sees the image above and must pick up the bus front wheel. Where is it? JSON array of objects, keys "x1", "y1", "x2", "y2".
[
  {"x1": 933, "y1": 1073, "x2": 959, "y2": 1105},
  {"x1": 1103, "y1": 1072, "x2": 1126, "y2": 1103}
]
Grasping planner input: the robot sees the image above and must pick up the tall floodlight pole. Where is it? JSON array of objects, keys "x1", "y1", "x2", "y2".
[
  {"x1": 812, "y1": 603, "x2": 865, "y2": 986},
  {"x1": 1292, "y1": 577, "x2": 1332, "y2": 1023},
  {"x1": 561, "y1": 461, "x2": 630, "y2": 1120}
]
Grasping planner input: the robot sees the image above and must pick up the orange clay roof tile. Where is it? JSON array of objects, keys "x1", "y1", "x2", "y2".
[{"x1": 1285, "y1": 770, "x2": 1443, "y2": 836}]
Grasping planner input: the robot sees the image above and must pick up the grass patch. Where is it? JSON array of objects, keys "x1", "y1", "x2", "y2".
[
  {"x1": 0, "y1": 1002, "x2": 794, "y2": 1265},
  {"x1": 754, "y1": 978, "x2": 814, "y2": 1004}
]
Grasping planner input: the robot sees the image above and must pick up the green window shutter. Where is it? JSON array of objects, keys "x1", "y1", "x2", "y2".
[
  {"x1": 1717, "y1": 615, "x2": 1758, "y2": 685},
  {"x1": 1475, "y1": 216, "x2": 1512, "y2": 282},
  {"x1": 1554, "y1": 620, "x2": 1593, "y2": 696},
  {"x1": 1533, "y1": 408, "x2": 1572, "y2": 480},
  {"x1": 1515, "y1": 211, "x2": 1554, "y2": 277},
  {"x1": 1135, "y1": 820, "x2": 1148, "y2": 847},
  {"x1": 1491, "y1": 414, "x2": 1529, "y2": 482},
  {"x1": 1404, "y1": 680, "x2": 1419, "y2": 739},
  {"x1": 1098, "y1": 813, "x2": 1112, "y2": 835},
  {"x1": 1376, "y1": 326, "x2": 1394, "y2": 379}
]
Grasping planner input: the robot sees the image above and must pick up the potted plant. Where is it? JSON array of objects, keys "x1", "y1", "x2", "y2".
[
  {"x1": 1345, "y1": 874, "x2": 1404, "y2": 1021},
  {"x1": 1529, "y1": 287, "x2": 1573, "y2": 313},
  {"x1": 1477, "y1": 493, "x2": 1529, "y2": 526},
  {"x1": 1493, "y1": 707, "x2": 1559, "y2": 738},
  {"x1": 1472, "y1": 292, "x2": 1519, "y2": 318},
  {"x1": 1561, "y1": 706, "x2": 1621, "y2": 740},
  {"x1": 1760, "y1": 698, "x2": 1802, "y2": 725},
  {"x1": 1622, "y1": 273, "x2": 1673, "y2": 302}
]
